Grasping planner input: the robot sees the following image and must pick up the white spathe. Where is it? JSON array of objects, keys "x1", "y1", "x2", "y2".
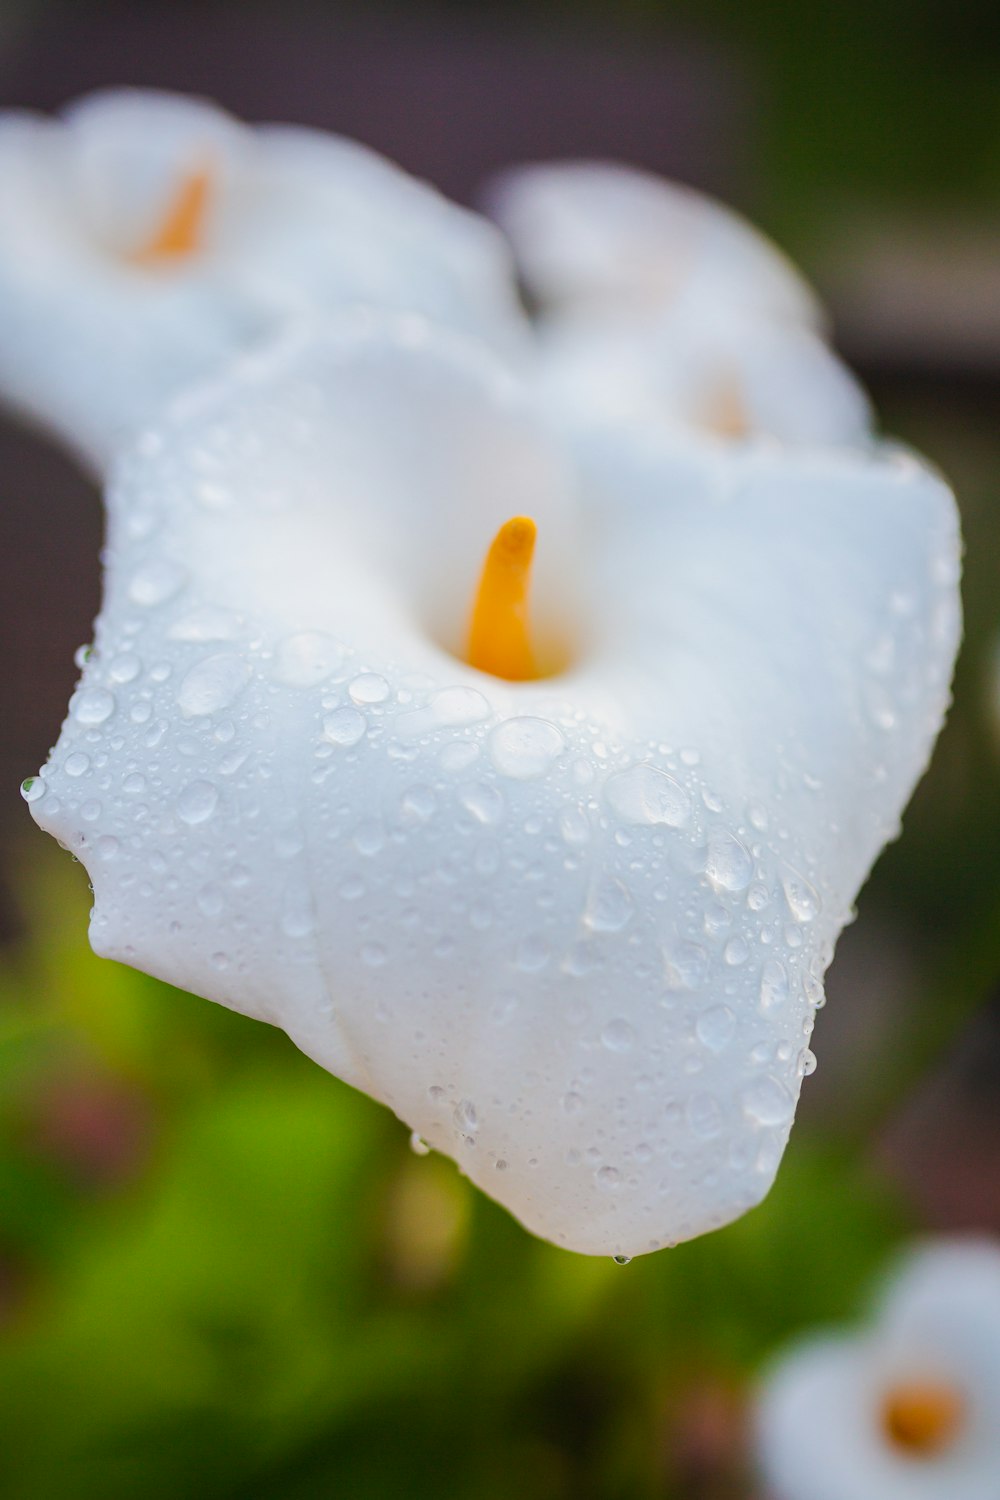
[
  {"x1": 488, "y1": 160, "x2": 871, "y2": 447},
  {"x1": 0, "y1": 88, "x2": 526, "y2": 469},
  {"x1": 26, "y1": 315, "x2": 960, "y2": 1258},
  {"x1": 756, "y1": 1239, "x2": 1000, "y2": 1500}
]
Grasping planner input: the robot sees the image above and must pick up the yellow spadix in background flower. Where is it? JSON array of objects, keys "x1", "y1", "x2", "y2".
[{"x1": 130, "y1": 165, "x2": 213, "y2": 265}]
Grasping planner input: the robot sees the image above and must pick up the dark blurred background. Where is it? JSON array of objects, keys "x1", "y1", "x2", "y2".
[{"x1": 0, "y1": 3, "x2": 998, "y2": 1496}]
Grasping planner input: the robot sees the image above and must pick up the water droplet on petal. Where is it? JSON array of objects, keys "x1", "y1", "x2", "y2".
[
  {"x1": 585, "y1": 876, "x2": 635, "y2": 933},
  {"x1": 176, "y1": 779, "x2": 219, "y2": 825},
  {"x1": 489, "y1": 717, "x2": 565, "y2": 779},
  {"x1": 349, "y1": 673, "x2": 390, "y2": 706},
  {"x1": 127, "y1": 558, "x2": 186, "y2": 607},
  {"x1": 781, "y1": 866, "x2": 821, "y2": 922},
  {"x1": 601, "y1": 1018, "x2": 635, "y2": 1053},
  {"x1": 177, "y1": 653, "x2": 251, "y2": 717},
  {"x1": 705, "y1": 831, "x2": 753, "y2": 892},
  {"x1": 604, "y1": 763, "x2": 692, "y2": 827},
  {"x1": 272, "y1": 632, "x2": 345, "y2": 687},
  {"x1": 695, "y1": 1004, "x2": 736, "y2": 1052},
  {"x1": 70, "y1": 687, "x2": 116, "y2": 726},
  {"x1": 20, "y1": 776, "x2": 44, "y2": 803},
  {"x1": 743, "y1": 1077, "x2": 795, "y2": 1126},
  {"x1": 759, "y1": 959, "x2": 789, "y2": 1011},
  {"x1": 323, "y1": 707, "x2": 366, "y2": 747}
]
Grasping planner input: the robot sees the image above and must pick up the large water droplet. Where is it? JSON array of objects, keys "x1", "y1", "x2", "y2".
[
  {"x1": 459, "y1": 783, "x2": 504, "y2": 825},
  {"x1": 176, "y1": 779, "x2": 219, "y2": 825},
  {"x1": 489, "y1": 717, "x2": 565, "y2": 779},
  {"x1": 601, "y1": 1017, "x2": 635, "y2": 1053},
  {"x1": 585, "y1": 876, "x2": 635, "y2": 933},
  {"x1": 743, "y1": 1077, "x2": 795, "y2": 1126},
  {"x1": 323, "y1": 707, "x2": 366, "y2": 747},
  {"x1": 705, "y1": 832, "x2": 753, "y2": 892},
  {"x1": 127, "y1": 558, "x2": 186, "y2": 607},
  {"x1": 781, "y1": 866, "x2": 821, "y2": 922},
  {"x1": 272, "y1": 632, "x2": 345, "y2": 687},
  {"x1": 663, "y1": 941, "x2": 708, "y2": 991},
  {"x1": 695, "y1": 1004, "x2": 736, "y2": 1052},
  {"x1": 177, "y1": 653, "x2": 251, "y2": 717},
  {"x1": 70, "y1": 687, "x2": 116, "y2": 726},
  {"x1": 604, "y1": 763, "x2": 692, "y2": 827},
  {"x1": 759, "y1": 958, "x2": 789, "y2": 1011},
  {"x1": 349, "y1": 673, "x2": 390, "y2": 706}
]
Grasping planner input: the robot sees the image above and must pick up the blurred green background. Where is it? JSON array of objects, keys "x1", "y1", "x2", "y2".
[{"x1": 0, "y1": 2, "x2": 998, "y2": 1496}]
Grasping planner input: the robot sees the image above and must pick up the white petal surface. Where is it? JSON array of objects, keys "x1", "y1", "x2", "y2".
[
  {"x1": 757, "y1": 1241, "x2": 1000, "y2": 1500},
  {"x1": 486, "y1": 160, "x2": 823, "y2": 326},
  {"x1": 27, "y1": 318, "x2": 959, "y2": 1257},
  {"x1": 533, "y1": 306, "x2": 873, "y2": 447},
  {"x1": 0, "y1": 89, "x2": 526, "y2": 468}
]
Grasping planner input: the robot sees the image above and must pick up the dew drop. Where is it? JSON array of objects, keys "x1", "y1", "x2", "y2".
[
  {"x1": 64, "y1": 752, "x2": 91, "y2": 778},
  {"x1": 459, "y1": 783, "x2": 504, "y2": 826},
  {"x1": 70, "y1": 687, "x2": 115, "y2": 726},
  {"x1": 409, "y1": 1131, "x2": 431, "y2": 1157},
  {"x1": 743, "y1": 1077, "x2": 795, "y2": 1126},
  {"x1": 781, "y1": 867, "x2": 821, "y2": 922},
  {"x1": 663, "y1": 941, "x2": 708, "y2": 991},
  {"x1": 613, "y1": 1254, "x2": 632, "y2": 1266},
  {"x1": 177, "y1": 654, "x2": 251, "y2": 717},
  {"x1": 108, "y1": 653, "x2": 141, "y2": 684},
  {"x1": 759, "y1": 959, "x2": 790, "y2": 1011},
  {"x1": 323, "y1": 707, "x2": 366, "y2": 747},
  {"x1": 705, "y1": 831, "x2": 753, "y2": 892},
  {"x1": 176, "y1": 779, "x2": 219, "y2": 825},
  {"x1": 272, "y1": 632, "x2": 345, "y2": 687},
  {"x1": 695, "y1": 1004, "x2": 736, "y2": 1052},
  {"x1": 127, "y1": 558, "x2": 186, "y2": 607},
  {"x1": 489, "y1": 717, "x2": 565, "y2": 779},
  {"x1": 585, "y1": 876, "x2": 635, "y2": 933},
  {"x1": 349, "y1": 673, "x2": 390, "y2": 706},
  {"x1": 604, "y1": 762, "x2": 692, "y2": 827},
  {"x1": 601, "y1": 1017, "x2": 635, "y2": 1053},
  {"x1": 20, "y1": 776, "x2": 44, "y2": 803}
]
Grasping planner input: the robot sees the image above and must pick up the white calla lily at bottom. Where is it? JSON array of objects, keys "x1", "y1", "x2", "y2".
[
  {"x1": 756, "y1": 1239, "x2": 1000, "y2": 1500},
  {"x1": 26, "y1": 315, "x2": 960, "y2": 1257}
]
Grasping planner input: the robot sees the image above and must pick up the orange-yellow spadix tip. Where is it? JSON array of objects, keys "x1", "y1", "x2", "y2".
[{"x1": 467, "y1": 516, "x2": 538, "y2": 681}]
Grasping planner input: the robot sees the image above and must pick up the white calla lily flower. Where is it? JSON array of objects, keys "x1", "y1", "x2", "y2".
[
  {"x1": 488, "y1": 160, "x2": 871, "y2": 447},
  {"x1": 756, "y1": 1239, "x2": 1000, "y2": 1500},
  {"x1": 487, "y1": 160, "x2": 823, "y2": 326},
  {"x1": 0, "y1": 88, "x2": 525, "y2": 469},
  {"x1": 25, "y1": 314, "x2": 959, "y2": 1258}
]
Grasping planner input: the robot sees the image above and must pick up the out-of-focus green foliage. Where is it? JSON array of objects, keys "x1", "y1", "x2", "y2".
[{"x1": 0, "y1": 847, "x2": 906, "y2": 1500}]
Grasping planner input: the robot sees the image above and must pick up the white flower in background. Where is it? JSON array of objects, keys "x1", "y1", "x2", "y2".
[
  {"x1": 488, "y1": 161, "x2": 871, "y2": 447},
  {"x1": 0, "y1": 88, "x2": 526, "y2": 469},
  {"x1": 23, "y1": 311, "x2": 959, "y2": 1257},
  {"x1": 756, "y1": 1238, "x2": 1000, "y2": 1500}
]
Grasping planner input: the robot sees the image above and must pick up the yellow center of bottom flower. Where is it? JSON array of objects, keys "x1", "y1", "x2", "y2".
[
  {"x1": 881, "y1": 1380, "x2": 965, "y2": 1457},
  {"x1": 130, "y1": 166, "x2": 212, "y2": 264},
  {"x1": 467, "y1": 516, "x2": 537, "y2": 681}
]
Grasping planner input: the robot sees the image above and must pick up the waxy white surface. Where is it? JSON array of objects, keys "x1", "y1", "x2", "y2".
[
  {"x1": 27, "y1": 317, "x2": 960, "y2": 1257},
  {"x1": 0, "y1": 89, "x2": 526, "y2": 469},
  {"x1": 757, "y1": 1240, "x2": 1000, "y2": 1500}
]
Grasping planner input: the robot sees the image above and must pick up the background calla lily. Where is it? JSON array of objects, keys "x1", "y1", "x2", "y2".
[
  {"x1": 488, "y1": 160, "x2": 872, "y2": 446},
  {"x1": 0, "y1": 88, "x2": 526, "y2": 469},
  {"x1": 756, "y1": 1238, "x2": 1000, "y2": 1500},
  {"x1": 24, "y1": 313, "x2": 960, "y2": 1258}
]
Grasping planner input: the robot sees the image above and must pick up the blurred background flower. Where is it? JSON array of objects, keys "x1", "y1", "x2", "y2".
[{"x1": 0, "y1": 0, "x2": 998, "y2": 1495}]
